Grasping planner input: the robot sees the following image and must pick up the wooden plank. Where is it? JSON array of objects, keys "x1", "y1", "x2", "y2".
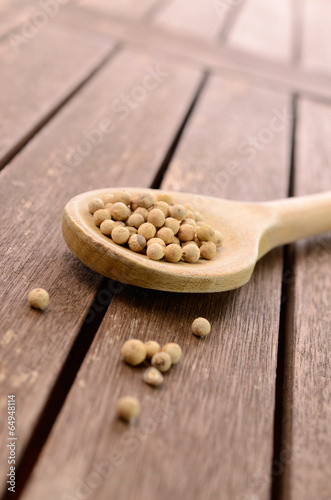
[
  {"x1": 58, "y1": 5, "x2": 331, "y2": 102},
  {"x1": 280, "y1": 98, "x2": 331, "y2": 500},
  {"x1": 77, "y1": 0, "x2": 160, "y2": 20},
  {"x1": 153, "y1": 0, "x2": 233, "y2": 41},
  {"x1": 228, "y1": 0, "x2": 292, "y2": 62},
  {"x1": 0, "y1": 48, "x2": 202, "y2": 495},
  {"x1": 21, "y1": 75, "x2": 291, "y2": 500},
  {"x1": 0, "y1": 23, "x2": 115, "y2": 169},
  {"x1": 301, "y1": 0, "x2": 331, "y2": 74}
]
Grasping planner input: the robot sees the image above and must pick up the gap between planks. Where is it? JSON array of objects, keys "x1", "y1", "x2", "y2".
[{"x1": 0, "y1": 69, "x2": 207, "y2": 500}]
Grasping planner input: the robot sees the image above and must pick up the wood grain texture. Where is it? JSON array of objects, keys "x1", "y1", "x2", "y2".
[
  {"x1": 0, "y1": 48, "x2": 202, "y2": 495},
  {"x1": 58, "y1": 4, "x2": 331, "y2": 102},
  {"x1": 280, "y1": 98, "x2": 331, "y2": 500},
  {"x1": 153, "y1": 0, "x2": 231, "y2": 41},
  {"x1": 301, "y1": 0, "x2": 331, "y2": 74},
  {"x1": 0, "y1": 22, "x2": 114, "y2": 169},
  {"x1": 228, "y1": 0, "x2": 292, "y2": 62},
  {"x1": 77, "y1": 0, "x2": 160, "y2": 20},
  {"x1": 21, "y1": 74, "x2": 291, "y2": 500}
]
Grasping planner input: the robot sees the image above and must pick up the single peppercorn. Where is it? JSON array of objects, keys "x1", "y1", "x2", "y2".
[
  {"x1": 93, "y1": 209, "x2": 111, "y2": 226},
  {"x1": 154, "y1": 201, "x2": 170, "y2": 217},
  {"x1": 182, "y1": 243, "x2": 200, "y2": 263},
  {"x1": 146, "y1": 243, "x2": 165, "y2": 261},
  {"x1": 128, "y1": 234, "x2": 146, "y2": 252},
  {"x1": 143, "y1": 367, "x2": 164, "y2": 387},
  {"x1": 101, "y1": 193, "x2": 114, "y2": 205},
  {"x1": 157, "y1": 227, "x2": 174, "y2": 245},
  {"x1": 151, "y1": 352, "x2": 172, "y2": 372},
  {"x1": 130, "y1": 196, "x2": 139, "y2": 211},
  {"x1": 147, "y1": 209, "x2": 165, "y2": 228},
  {"x1": 27, "y1": 288, "x2": 49, "y2": 310},
  {"x1": 110, "y1": 202, "x2": 131, "y2": 221},
  {"x1": 100, "y1": 219, "x2": 117, "y2": 236},
  {"x1": 161, "y1": 343, "x2": 182, "y2": 364},
  {"x1": 144, "y1": 340, "x2": 161, "y2": 359},
  {"x1": 192, "y1": 317, "x2": 211, "y2": 338},
  {"x1": 138, "y1": 193, "x2": 155, "y2": 209},
  {"x1": 121, "y1": 339, "x2": 146, "y2": 365},
  {"x1": 196, "y1": 225, "x2": 215, "y2": 242},
  {"x1": 112, "y1": 190, "x2": 131, "y2": 205},
  {"x1": 116, "y1": 396, "x2": 140, "y2": 422},
  {"x1": 200, "y1": 241, "x2": 217, "y2": 260},
  {"x1": 164, "y1": 217, "x2": 180, "y2": 235},
  {"x1": 126, "y1": 213, "x2": 144, "y2": 228},
  {"x1": 169, "y1": 204, "x2": 187, "y2": 221},
  {"x1": 178, "y1": 224, "x2": 195, "y2": 242},
  {"x1": 111, "y1": 226, "x2": 130, "y2": 245},
  {"x1": 88, "y1": 198, "x2": 104, "y2": 214},
  {"x1": 138, "y1": 222, "x2": 156, "y2": 240},
  {"x1": 164, "y1": 244, "x2": 182, "y2": 263}
]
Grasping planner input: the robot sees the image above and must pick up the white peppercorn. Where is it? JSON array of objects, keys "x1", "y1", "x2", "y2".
[
  {"x1": 138, "y1": 193, "x2": 155, "y2": 209},
  {"x1": 88, "y1": 198, "x2": 104, "y2": 214},
  {"x1": 93, "y1": 209, "x2": 111, "y2": 226},
  {"x1": 154, "y1": 201, "x2": 170, "y2": 217},
  {"x1": 192, "y1": 317, "x2": 211, "y2": 338},
  {"x1": 158, "y1": 193, "x2": 173, "y2": 204},
  {"x1": 128, "y1": 234, "x2": 146, "y2": 252},
  {"x1": 138, "y1": 222, "x2": 156, "y2": 240},
  {"x1": 157, "y1": 227, "x2": 174, "y2": 245},
  {"x1": 212, "y1": 230, "x2": 224, "y2": 248},
  {"x1": 151, "y1": 352, "x2": 172, "y2": 372},
  {"x1": 110, "y1": 202, "x2": 131, "y2": 221},
  {"x1": 200, "y1": 241, "x2": 217, "y2": 260},
  {"x1": 134, "y1": 207, "x2": 149, "y2": 221},
  {"x1": 28, "y1": 288, "x2": 49, "y2": 310},
  {"x1": 143, "y1": 367, "x2": 164, "y2": 387},
  {"x1": 196, "y1": 225, "x2": 214, "y2": 242},
  {"x1": 111, "y1": 226, "x2": 130, "y2": 245},
  {"x1": 147, "y1": 209, "x2": 165, "y2": 228},
  {"x1": 169, "y1": 204, "x2": 187, "y2": 221},
  {"x1": 121, "y1": 339, "x2": 146, "y2": 365},
  {"x1": 100, "y1": 219, "x2": 117, "y2": 236},
  {"x1": 146, "y1": 238, "x2": 166, "y2": 248},
  {"x1": 164, "y1": 217, "x2": 180, "y2": 235},
  {"x1": 145, "y1": 340, "x2": 161, "y2": 359},
  {"x1": 126, "y1": 213, "x2": 144, "y2": 228},
  {"x1": 146, "y1": 243, "x2": 165, "y2": 261},
  {"x1": 116, "y1": 396, "x2": 140, "y2": 422},
  {"x1": 161, "y1": 343, "x2": 182, "y2": 364},
  {"x1": 178, "y1": 224, "x2": 195, "y2": 242},
  {"x1": 182, "y1": 243, "x2": 200, "y2": 263},
  {"x1": 164, "y1": 244, "x2": 182, "y2": 263},
  {"x1": 112, "y1": 190, "x2": 131, "y2": 205}
]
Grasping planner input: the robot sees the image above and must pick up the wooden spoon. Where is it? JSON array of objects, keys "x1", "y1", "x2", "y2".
[{"x1": 62, "y1": 188, "x2": 331, "y2": 293}]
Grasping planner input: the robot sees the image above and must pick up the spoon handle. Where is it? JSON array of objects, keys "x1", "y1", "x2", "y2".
[{"x1": 265, "y1": 191, "x2": 331, "y2": 247}]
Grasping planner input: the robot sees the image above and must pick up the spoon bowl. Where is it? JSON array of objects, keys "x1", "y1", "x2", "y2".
[{"x1": 62, "y1": 188, "x2": 331, "y2": 293}]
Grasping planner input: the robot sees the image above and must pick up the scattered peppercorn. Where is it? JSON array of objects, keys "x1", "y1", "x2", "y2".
[
  {"x1": 182, "y1": 243, "x2": 200, "y2": 263},
  {"x1": 116, "y1": 396, "x2": 140, "y2": 422},
  {"x1": 151, "y1": 352, "x2": 172, "y2": 372},
  {"x1": 192, "y1": 317, "x2": 211, "y2": 338},
  {"x1": 111, "y1": 226, "x2": 130, "y2": 245},
  {"x1": 164, "y1": 217, "x2": 180, "y2": 235},
  {"x1": 28, "y1": 288, "x2": 49, "y2": 310},
  {"x1": 110, "y1": 202, "x2": 131, "y2": 221},
  {"x1": 128, "y1": 234, "x2": 146, "y2": 252},
  {"x1": 93, "y1": 209, "x2": 111, "y2": 226},
  {"x1": 138, "y1": 222, "x2": 156, "y2": 240},
  {"x1": 157, "y1": 227, "x2": 175, "y2": 245},
  {"x1": 161, "y1": 343, "x2": 182, "y2": 364},
  {"x1": 169, "y1": 204, "x2": 187, "y2": 221},
  {"x1": 121, "y1": 339, "x2": 146, "y2": 365},
  {"x1": 147, "y1": 209, "x2": 165, "y2": 228},
  {"x1": 143, "y1": 367, "x2": 164, "y2": 386},
  {"x1": 196, "y1": 225, "x2": 215, "y2": 242}
]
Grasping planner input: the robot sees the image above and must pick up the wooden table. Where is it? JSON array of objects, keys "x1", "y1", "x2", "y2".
[{"x1": 1, "y1": 1, "x2": 330, "y2": 499}]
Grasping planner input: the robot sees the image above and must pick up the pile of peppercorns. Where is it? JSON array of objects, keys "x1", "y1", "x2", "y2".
[
  {"x1": 116, "y1": 317, "x2": 211, "y2": 422},
  {"x1": 88, "y1": 190, "x2": 223, "y2": 263}
]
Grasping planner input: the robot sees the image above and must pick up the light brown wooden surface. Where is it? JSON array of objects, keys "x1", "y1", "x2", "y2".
[
  {"x1": 0, "y1": 47, "x2": 201, "y2": 495},
  {"x1": 1, "y1": 2, "x2": 331, "y2": 500},
  {"x1": 279, "y1": 98, "x2": 331, "y2": 500},
  {"x1": 0, "y1": 23, "x2": 114, "y2": 169},
  {"x1": 20, "y1": 73, "x2": 291, "y2": 500}
]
